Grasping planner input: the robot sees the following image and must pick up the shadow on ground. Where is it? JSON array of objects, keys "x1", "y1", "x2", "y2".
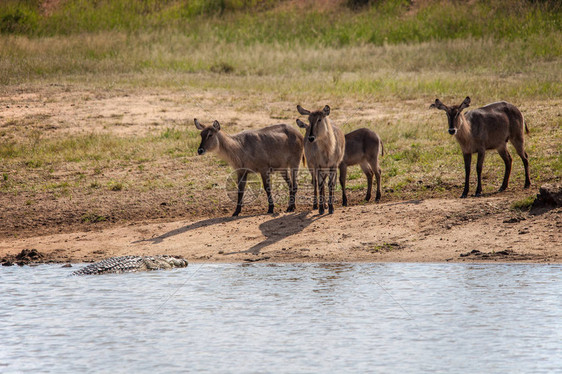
[
  {"x1": 224, "y1": 211, "x2": 323, "y2": 256},
  {"x1": 131, "y1": 215, "x2": 259, "y2": 245}
]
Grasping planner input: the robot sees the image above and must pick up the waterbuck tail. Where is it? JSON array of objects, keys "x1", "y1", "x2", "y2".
[
  {"x1": 302, "y1": 155, "x2": 307, "y2": 168},
  {"x1": 525, "y1": 121, "x2": 529, "y2": 134},
  {"x1": 380, "y1": 140, "x2": 384, "y2": 156}
]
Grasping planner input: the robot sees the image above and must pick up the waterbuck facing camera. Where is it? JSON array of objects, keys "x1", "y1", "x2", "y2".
[
  {"x1": 430, "y1": 97, "x2": 531, "y2": 198},
  {"x1": 296, "y1": 105, "x2": 345, "y2": 214}
]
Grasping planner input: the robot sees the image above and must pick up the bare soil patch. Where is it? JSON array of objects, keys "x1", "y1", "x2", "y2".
[
  {"x1": 1, "y1": 195, "x2": 560, "y2": 264},
  {"x1": 1, "y1": 84, "x2": 560, "y2": 264}
]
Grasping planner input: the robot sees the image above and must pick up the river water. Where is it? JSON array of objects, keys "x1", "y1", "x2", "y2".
[{"x1": 1, "y1": 263, "x2": 560, "y2": 373}]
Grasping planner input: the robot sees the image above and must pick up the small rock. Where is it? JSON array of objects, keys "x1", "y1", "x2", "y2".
[
  {"x1": 460, "y1": 249, "x2": 481, "y2": 257},
  {"x1": 503, "y1": 217, "x2": 524, "y2": 223},
  {"x1": 532, "y1": 183, "x2": 562, "y2": 213}
]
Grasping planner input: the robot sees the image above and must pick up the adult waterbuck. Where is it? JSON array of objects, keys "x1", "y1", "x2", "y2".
[
  {"x1": 339, "y1": 128, "x2": 384, "y2": 206},
  {"x1": 195, "y1": 119, "x2": 304, "y2": 216},
  {"x1": 430, "y1": 97, "x2": 531, "y2": 198},
  {"x1": 296, "y1": 105, "x2": 345, "y2": 214}
]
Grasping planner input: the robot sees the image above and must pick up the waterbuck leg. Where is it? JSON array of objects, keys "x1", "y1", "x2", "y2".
[
  {"x1": 461, "y1": 153, "x2": 471, "y2": 198},
  {"x1": 374, "y1": 164, "x2": 382, "y2": 202},
  {"x1": 475, "y1": 150, "x2": 485, "y2": 197},
  {"x1": 318, "y1": 169, "x2": 327, "y2": 215},
  {"x1": 282, "y1": 169, "x2": 295, "y2": 212},
  {"x1": 512, "y1": 139, "x2": 531, "y2": 188},
  {"x1": 261, "y1": 171, "x2": 274, "y2": 214},
  {"x1": 360, "y1": 161, "x2": 374, "y2": 202},
  {"x1": 233, "y1": 170, "x2": 248, "y2": 216},
  {"x1": 311, "y1": 168, "x2": 318, "y2": 210},
  {"x1": 328, "y1": 167, "x2": 336, "y2": 214},
  {"x1": 339, "y1": 163, "x2": 348, "y2": 207},
  {"x1": 291, "y1": 167, "x2": 298, "y2": 211},
  {"x1": 497, "y1": 146, "x2": 512, "y2": 192}
]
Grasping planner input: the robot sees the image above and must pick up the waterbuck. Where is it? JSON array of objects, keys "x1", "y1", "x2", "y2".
[
  {"x1": 195, "y1": 119, "x2": 304, "y2": 216},
  {"x1": 430, "y1": 97, "x2": 531, "y2": 198},
  {"x1": 296, "y1": 105, "x2": 345, "y2": 214},
  {"x1": 339, "y1": 128, "x2": 384, "y2": 206}
]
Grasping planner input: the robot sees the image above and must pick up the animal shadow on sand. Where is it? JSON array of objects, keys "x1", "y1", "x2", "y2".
[
  {"x1": 224, "y1": 211, "x2": 322, "y2": 256},
  {"x1": 131, "y1": 215, "x2": 259, "y2": 245}
]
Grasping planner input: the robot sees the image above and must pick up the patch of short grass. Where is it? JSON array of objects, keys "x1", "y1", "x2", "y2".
[
  {"x1": 81, "y1": 212, "x2": 107, "y2": 223},
  {"x1": 511, "y1": 195, "x2": 537, "y2": 211}
]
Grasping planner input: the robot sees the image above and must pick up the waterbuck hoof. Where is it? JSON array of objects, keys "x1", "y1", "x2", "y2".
[
  {"x1": 474, "y1": 192, "x2": 482, "y2": 197},
  {"x1": 319, "y1": 207, "x2": 325, "y2": 215},
  {"x1": 342, "y1": 201, "x2": 348, "y2": 207},
  {"x1": 365, "y1": 195, "x2": 371, "y2": 202},
  {"x1": 267, "y1": 207, "x2": 274, "y2": 214},
  {"x1": 286, "y1": 206, "x2": 295, "y2": 213},
  {"x1": 313, "y1": 203, "x2": 318, "y2": 210},
  {"x1": 232, "y1": 211, "x2": 240, "y2": 217},
  {"x1": 460, "y1": 194, "x2": 468, "y2": 199},
  {"x1": 375, "y1": 194, "x2": 381, "y2": 202},
  {"x1": 524, "y1": 182, "x2": 531, "y2": 189},
  {"x1": 499, "y1": 186, "x2": 507, "y2": 192},
  {"x1": 328, "y1": 207, "x2": 334, "y2": 214}
]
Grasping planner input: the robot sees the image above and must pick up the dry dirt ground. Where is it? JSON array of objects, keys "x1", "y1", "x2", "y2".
[
  {"x1": 1, "y1": 194, "x2": 560, "y2": 264},
  {"x1": 1, "y1": 84, "x2": 560, "y2": 264}
]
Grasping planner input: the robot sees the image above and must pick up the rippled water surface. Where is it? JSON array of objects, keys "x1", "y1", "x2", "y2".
[{"x1": 1, "y1": 263, "x2": 561, "y2": 373}]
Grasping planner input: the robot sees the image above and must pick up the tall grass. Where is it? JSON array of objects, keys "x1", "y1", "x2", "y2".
[
  {"x1": 0, "y1": 0, "x2": 560, "y2": 209},
  {"x1": 1, "y1": 0, "x2": 560, "y2": 43}
]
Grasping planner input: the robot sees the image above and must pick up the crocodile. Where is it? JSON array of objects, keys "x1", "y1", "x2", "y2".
[{"x1": 71, "y1": 255, "x2": 188, "y2": 275}]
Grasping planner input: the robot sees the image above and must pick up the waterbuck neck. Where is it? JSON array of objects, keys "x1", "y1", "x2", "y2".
[
  {"x1": 215, "y1": 131, "x2": 243, "y2": 168},
  {"x1": 315, "y1": 117, "x2": 337, "y2": 149},
  {"x1": 454, "y1": 112, "x2": 473, "y2": 151}
]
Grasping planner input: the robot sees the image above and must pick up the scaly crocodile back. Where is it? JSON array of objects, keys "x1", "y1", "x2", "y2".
[{"x1": 71, "y1": 255, "x2": 188, "y2": 275}]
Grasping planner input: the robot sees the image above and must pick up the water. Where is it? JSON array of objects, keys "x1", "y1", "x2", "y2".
[{"x1": 0, "y1": 263, "x2": 560, "y2": 373}]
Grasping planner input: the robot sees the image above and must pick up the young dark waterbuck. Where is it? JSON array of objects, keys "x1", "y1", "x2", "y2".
[
  {"x1": 339, "y1": 128, "x2": 384, "y2": 206},
  {"x1": 430, "y1": 97, "x2": 531, "y2": 198},
  {"x1": 195, "y1": 119, "x2": 304, "y2": 216},
  {"x1": 296, "y1": 105, "x2": 345, "y2": 214}
]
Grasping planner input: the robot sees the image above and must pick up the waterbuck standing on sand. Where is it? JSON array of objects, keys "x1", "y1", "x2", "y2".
[
  {"x1": 339, "y1": 128, "x2": 384, "y2": 206},
  {"x1": 430, "y1": 97, "x2": 531, "y2": 198},
  {"x1": 296, "y1": 105, "x2": 345, "y2": 214},
  {"x1": 195, "y1": 119, "x2": 304, "y2": 216}
]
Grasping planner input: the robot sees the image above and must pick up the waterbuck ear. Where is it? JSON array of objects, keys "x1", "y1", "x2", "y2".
[
  {"x1": 460, "y1": 96, "x2": 471, "y2": 110},
  {"x1": 194, "y1": 118, "x2": 205, "y2": 130},
  {"x1": 297, "y1": 105, "x2": 311, "y2": 116},
  {"x1": 429, "y1": 99, "x2": 446, "y2": 110},
  {"x1": 212, "y1": 120, "x2": 221, "y2": 131},
  {"x1": 322, "y1": 105, "x2": 330, "y2": 116},
  {"x1": 296, "y1": 119, "x2": 309, "y2": 129}
]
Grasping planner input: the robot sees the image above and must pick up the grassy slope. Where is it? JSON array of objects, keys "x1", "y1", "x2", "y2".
[{"x1": 0, "y1": 0, "x2": 560, "y2": 231}]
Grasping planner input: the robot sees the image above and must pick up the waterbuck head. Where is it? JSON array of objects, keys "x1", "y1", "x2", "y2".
[
  {"x1": 296, "y1": 105, "x2": 331, "y2": 143},
  {"x1": 429, "y1": 97, "x2": 471, "y2": 135},
  {"x1": 194, "y1": 118, "x2": 221, "y2": 155}
]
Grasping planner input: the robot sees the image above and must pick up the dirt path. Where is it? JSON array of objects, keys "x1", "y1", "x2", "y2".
[
  {"x1": 1, "y1": 84, "x2": 560, "y2": 264},
  {"x1": 1, "y1": 195, "x2": 560, "y2": 264}
]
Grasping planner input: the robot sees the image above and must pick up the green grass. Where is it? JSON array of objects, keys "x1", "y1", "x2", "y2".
[
  {"x1": 511, "y1": 195, "x2": 537, "y2": 211},
  {"x1": 0, "y1": 0, "x2": 560, "y2": 221},
  {"x1": 1, "y1": 0, "x2": 559, "y2": 43}
]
